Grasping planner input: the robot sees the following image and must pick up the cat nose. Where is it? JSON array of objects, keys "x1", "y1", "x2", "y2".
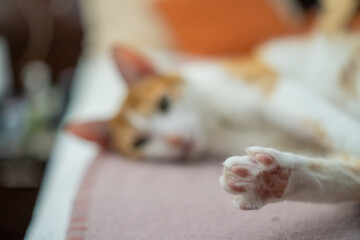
[
  {"x1": 165, "y1": 136, "x2": 186, "y2": 148},
  {"x1": 165, "y1": 135, "x2": 194, "y2": 152}
]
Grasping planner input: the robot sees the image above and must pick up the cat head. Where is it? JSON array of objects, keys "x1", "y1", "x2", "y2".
[{"x1": 68, "y1": 47, "x2": 206, "y2": 161}]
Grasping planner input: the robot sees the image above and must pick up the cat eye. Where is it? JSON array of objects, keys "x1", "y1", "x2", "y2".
[
  {"x1": 158, "y1": 96, "x2": 170, "y2": 113},
  {"x1": 133, "y1": 136, "x2": 150, "y2": 149}
]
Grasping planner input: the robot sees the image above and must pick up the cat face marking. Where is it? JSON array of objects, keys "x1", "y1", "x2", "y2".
[{"x1": 109, "y1": 47, "x2": 206, "y2": 160}]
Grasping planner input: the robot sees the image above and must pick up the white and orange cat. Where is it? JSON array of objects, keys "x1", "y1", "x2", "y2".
[{"x1": 69, "y1": 31, "x2": 360, "y2": 211}]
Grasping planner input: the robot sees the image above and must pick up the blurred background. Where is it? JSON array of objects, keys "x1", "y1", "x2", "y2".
[
  {"x1": 0, "y1": 0, "x2": 359, "y2": 239},
  {"x1": 0, "y1": 0, "x2": 82, "y2": 239}
]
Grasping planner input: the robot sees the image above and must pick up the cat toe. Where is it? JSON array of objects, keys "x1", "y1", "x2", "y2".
[{"x1": 220, "y1": 149, "x2": 291, "y2": 209}]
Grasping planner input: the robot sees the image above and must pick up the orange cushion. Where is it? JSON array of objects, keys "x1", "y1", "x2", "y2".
[
  {"x1": 157, "y1": 0, "x2": 313, "y2": 55},
  {"x1": 350, "y1": 13, "x2": 360, "y2": 29}
]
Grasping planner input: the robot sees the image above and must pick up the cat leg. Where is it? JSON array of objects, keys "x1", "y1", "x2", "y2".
[
  {"x1": 265, "y1": 80, "x2": 360, "y2": 155},
  {"x1": 220, "y1": 146, "x2": 360, "y2": 210},
  {"x1": 225, "y1": 60, "x2": 360, "y2": 154}
]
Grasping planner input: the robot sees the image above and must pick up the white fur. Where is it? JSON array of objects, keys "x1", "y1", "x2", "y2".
[
  {"x1": 221, "y1": 147, "x2": 360, "y2": 209},
  {"x1": 136, "y1": 33, "x2": 360, "y2": 208},
  {"x1": 218, "y1": 34, "x2": 360, "y2": 208}
]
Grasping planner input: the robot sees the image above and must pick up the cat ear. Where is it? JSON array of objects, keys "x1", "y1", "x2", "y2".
[
  {"x1": 66, "y1": 121, "x2": 110, "y2": 148},
  {"x1": 112, "y1": 46, "x2": 157, "y2": 86}
]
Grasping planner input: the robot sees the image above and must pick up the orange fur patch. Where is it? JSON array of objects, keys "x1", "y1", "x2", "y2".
[
  {"x1": 122, "y1": 75, "x2": 183, "y2": 115},
  {"x1": 340, "y1": 50, "x2": 359, "y2": 98},
  {"x1": 308, "y1": 161, "x2": 325, "y2": 173},
  {"x1": 303, "y1": 119, "x2": 327, "y2": 143},
  {"x1": 224, "y1": 56, "x2": 278, "y2": 96},
  {"x1": 330, "y1": 152, "x2": 360, "y2": 198},
  {"x1": 345, "y1": 162, "x2": 360, "y2": 175},
  {"x1": 330, "y1": 153, "x2": 360, "y2": 175},
  {"x1": 108, "y1": 75, "x2": 183, "y2": 158},
  {"x1": 334, "y1": 153, "x2": 353, "y2": 162},
  {"x1": 109, "y1": 115, "x2": 140, "y2": 158}
]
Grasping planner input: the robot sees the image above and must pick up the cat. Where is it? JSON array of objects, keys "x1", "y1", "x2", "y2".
[
  {"x1": 68, "y1": 31, "x2": 360, "y2": 211},
  {"x1": 218, "y1": 33, "x2": 360, "y2": 210}
]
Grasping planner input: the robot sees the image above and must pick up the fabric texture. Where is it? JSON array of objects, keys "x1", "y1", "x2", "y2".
[{"x1": 67, "y1": 153, "x2": 360, "y2": 240}]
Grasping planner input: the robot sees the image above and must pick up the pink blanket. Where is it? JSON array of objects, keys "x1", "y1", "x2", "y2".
[{"x1": 66, "y1": 153, "x2": 360, "y2": 240}]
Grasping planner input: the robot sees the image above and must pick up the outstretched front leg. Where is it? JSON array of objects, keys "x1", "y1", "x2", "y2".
[{"x1": 220, "y1": 146, "x2": 360, "y2": 210}]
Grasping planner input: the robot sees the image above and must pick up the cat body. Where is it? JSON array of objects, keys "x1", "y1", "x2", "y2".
[
  {"x1": 70, "y1": 32, "x2": 360, "y2": 209},
  {"x1": 216, "y1": 33, "x2": 360, "y2": 209},
  {"x1": 175, "y1": 33, "x2": 360, "y2": 157}
]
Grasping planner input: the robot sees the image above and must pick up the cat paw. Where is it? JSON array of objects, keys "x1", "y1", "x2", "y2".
[{"x1": 220, "y1": 147, "x2": 291, "y2": 210}]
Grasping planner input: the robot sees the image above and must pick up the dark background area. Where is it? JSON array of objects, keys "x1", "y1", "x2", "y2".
[{"x1": 0, "y1": 0, "x2": 83, "y2": 239}]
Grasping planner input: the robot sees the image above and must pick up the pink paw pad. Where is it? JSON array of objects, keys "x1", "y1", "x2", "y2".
[
  {"x1": 221, "y1": 151, "x2": 291, "y2": 210},
  {"x1": 256, "y1": 153, "x2": 275, "y2": 166},
  {"x1": 231, "y1": 166, "x2": 250, "y2": 178}
]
